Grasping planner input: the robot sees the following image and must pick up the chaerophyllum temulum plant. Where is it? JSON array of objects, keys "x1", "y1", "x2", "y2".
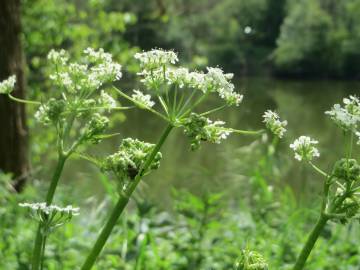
[
  {"x1": 0, "y1": 48, "x2": 264, "y2": 269},
  {"x1": 286, "y1": 95, "x2": 360, "y2": 270},
  {"x1": 0, "y1": 47, "x2": 126, "y2": 270}
]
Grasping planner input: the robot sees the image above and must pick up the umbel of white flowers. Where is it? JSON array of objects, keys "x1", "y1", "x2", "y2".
[
  {"x1": 19, "y1": 202, "x2": 79, "y2": 235},
  {"x1": 0, "y1": 75, "x2": 16, "y2": 94},
  {"x1": 290, "y1": 136, "x2": 320, "y2": 161},
  {"x1": 134, "y1": 49, "x2": 243, "y2": 106},
  {"x1": 31, "y1": 48, "x2": 122, "y2": 148},
  {"x1": 325, "y1": 95, "x2": 360, "y2": 144},
  {"x1": 262, "y1": 110, "x2": 287, "y2": 138},
  {"x1": 131, "y1": 89, "x2": 155, "y2": 108}
]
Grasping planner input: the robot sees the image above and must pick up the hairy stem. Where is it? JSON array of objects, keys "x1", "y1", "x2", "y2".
[
  {"x1": 292, "y1": 215, "x2": 328, "y2": 270},
  {"x1": 81, "y1": 124, "x2": 174, "y2": 270}
]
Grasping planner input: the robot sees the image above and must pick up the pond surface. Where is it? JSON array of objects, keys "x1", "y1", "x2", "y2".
[{"x1": 63, "y1": 77, "x2": 360, "y2": 207}]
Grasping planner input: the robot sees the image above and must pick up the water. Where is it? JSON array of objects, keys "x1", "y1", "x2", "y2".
[{"x1": 63, "y1": 77, "x2": 360, "y2": 207}]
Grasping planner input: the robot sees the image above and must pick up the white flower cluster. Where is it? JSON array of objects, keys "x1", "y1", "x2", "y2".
[
  {"x1": 131, "y1": 89, "x2": 155, "y2": 108},
  {"x1": 48, "y1": 48, "x2": 122, "y2": 94},
  {"x1": 47, "y1": 49, "x2": 69, "y2": 65},
  {"x1": 19, "y1": 202, "x2": 80, "y2": 215},
  {"x1": 34, "y1": 104, "x2": 50, "y2": 124},
  {"x1": 168, "y1": 67, "x2": 243, "y2": 106},
  {"x1": 325, "y1": 95, "x2": 360, "y2": 132},
  {"x1": 99, "y1": 90, "x2": 117, "y2": 109},
  {"x1": 204, "y1": 119, "x2": 232, "y2": 144},
  {"x1": 135, "y1": 49, "x2": 243, "y2": 106},
  {"x1": 19, "y1": 202, "x2": 79, "y2": 234},
  {"x1": 290, "y1": 136, "x2": 320, "y2": 161},
  {"x1": 0, "y1": 75, "x2": 16, "y2": 94},
  {"x1": 134, "y1": 49, "x2": 178, "y2": 70},
  {"x1": 262, "y1": 110, "x2": 287, "y2": 138},
  {"x1": 205, "y1": 67, "x2": 243, "y2": 106}
]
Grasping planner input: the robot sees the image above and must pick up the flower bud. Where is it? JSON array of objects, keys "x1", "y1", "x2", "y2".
[
  {"x1": 183, "y1": 113, "x2": 232, "y2": 150},
  {"x1": 82, "y1": 113, "x2": 109, "y2": 144},
  {"x1": 102, "y1": 138, "x2": 162, "y2": 181},
  {"x1": 234, "y1": 249, "x2": 268, "y2": 270},
  {"x1": 332, "y1": 158, "x2": 360, "y2": 183}
]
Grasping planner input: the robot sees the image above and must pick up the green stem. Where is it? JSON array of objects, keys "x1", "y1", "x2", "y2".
[
  {"x1": 309, "y1": 162, "x2": 329, "y2": 179},
  {"x1": 113, "y1": 87, "x2": 169, "y2": 122},
  {"x1": 40, "y1": 235, "x2": 47, "y2": 270},
  {"x1": 292, "y1": 215, "x2": 328, "y2": 270},
  {"x1": 81, "y1": 124, "x2": 174, "y2": 270},
  {"x1": 45, "y1": 155, "x2": 67, "y2": 204},
  {"x1": 227, "y1": 128, "x2": 265, "y2": 136},
  {"x1": 8, "y1": 93, "x2": 41, "y2": 105},
  {"x1": 200, "y1": 104, "x2": 228, "y2": 116},
  {"x1": 80, "y1": 195, "x2": 130, "y2": 270},
  {"x1": 31, "y1": 155, "x2": 67, "y2": 270}
]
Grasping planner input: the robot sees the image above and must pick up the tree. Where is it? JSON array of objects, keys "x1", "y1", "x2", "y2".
[{"x1": 0, "y1": 0, "x2": 29, "y2": 191}]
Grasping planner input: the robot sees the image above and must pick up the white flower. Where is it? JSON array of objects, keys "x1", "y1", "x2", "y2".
[
  {"x1": 263, "y1": 110, "x2": 287, "y2": 138},
  {"x1": 34, "y1": 104, "x2": 50, "y2": 125},
  {"x1": 290, "y1": 136, "x2": 320, "y2": 161},
  {"x1": 356, "y1": 131, "x2": 360, "y2": 145},
  {"x1": 99, "y1": 90, "x2": 117, "y2": 109},
  {"x1": 204, "y1": 67, "x2": 243, "y2": 106},
  {"x1": 47, "y1": 49, "x2": 69, "y2": 65},
  {"x1": 325, "y1": 95, "x2": 360, "y2": 131},
  {"x1": 48, "y1": 48, "x2": 122, "y2": 93},
  {"x1": 167, "y1": 67, "x2": 190, "y2": 88},
  {"x1": 0, "y1": 75, "x2": 16, "y2": 94},
  {"x1": 134, "y1": 49, "x2": 178, "y2": 70},
  {"x1": 84, "y1": 47, "x2": 112, "y2": 63},
  {"x1": 131, "y1": 89, "x2": 155, "y2": 108},
  {"x1": 19, "y1": 202, "x2": 80, "y2": 216},
  {"x1": 205, "y1": 119, "x2": 232, "y2": 144},
  {"x1": 19, "y1": 202, "x2": 79, "y2": 234}
]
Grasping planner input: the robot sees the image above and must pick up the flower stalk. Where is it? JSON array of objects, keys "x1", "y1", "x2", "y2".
[
  {"x1": 31, "y1": 153, "x2": 67, "y2": 270},
  {"x1": 81, "y1": 124, "x2": 173, "y2": 270},
  {"x1": 292, "y1": 214, "x2": 328, "y2": 270}
]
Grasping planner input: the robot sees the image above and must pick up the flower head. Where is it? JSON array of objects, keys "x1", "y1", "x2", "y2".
[
  {"x1": 131, "y1": 90, "x2": 155, "y2": 108},
  {"x1": 290, "y1": 136, "x2": 320, "y2": 161},
  {"x1": 48, "y1": 49, "x2": 69, "y2": 65},
  {"x1": 263, "y1": 110, "x2": 287, "y2": 138},
  {"x1": 48, "y1": 48, "x2": 122, "y2": 94},
  {"x1": 0, "y1": 75, "x2": 16, "y2": 94},
  {"x1": 102, "y1": 138, "x2": 162, "y2": 182},
  {"x1": 134, "y1": 49, "x2": 178, "y2": 70},
  {"x1": 198, "y1": 67, "x2": 243, "y2": 106},
  {"x1": 325, "y1": 95, "x2": 360, "y2": 132},
  {"x1": 183, "y1": 113, "x2": 232, "y2": 150},
  {"x1": 234, "y1": 249, "x2": 268, "y2": 270},
  {"x1": 332, "y1": 158, "x2": 360, "y2": 183},
  {"x1": 34, "y1": 98, "x2": 66, "y2": 125},
  {"x1": 19, "y1": 202, "x2": 79, "y2": 235},
  {"x1": 99, "y1": 90, "x2": 117, "y2": 109},
  {"x1": 82, "y1": 113, "x2": 109, "y2": 144}
]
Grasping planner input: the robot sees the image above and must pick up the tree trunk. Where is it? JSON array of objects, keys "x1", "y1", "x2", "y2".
[{"x1": 0, "y1": 0, "x2": 29, "y2": 192}]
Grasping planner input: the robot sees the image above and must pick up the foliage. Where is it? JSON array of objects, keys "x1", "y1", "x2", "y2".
[{"x1": 273, "y1": 0, "x2": 360, "y2": 77}]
